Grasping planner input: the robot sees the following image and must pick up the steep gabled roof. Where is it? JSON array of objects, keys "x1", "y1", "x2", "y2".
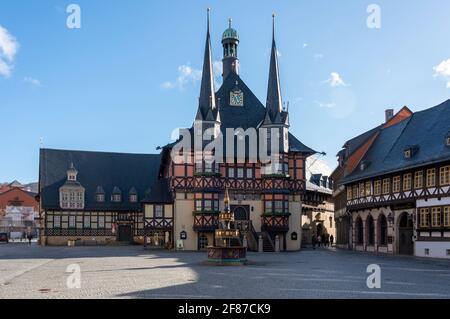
[
  {"x1": 343, "y1": 124, "x2": 383, "y2": 157},
  {"x1": 342, "y1": 106, "x2": 413, "y2": 157},
  {"x1": 343, "y1": 99, "x2": 450, "y2": 183},
  {"x1": 142, "y1": 178, "x2": 173, "y2": 203},
  {"x1": 39, "y1": 149, "x2": 163, "y2": 211}
]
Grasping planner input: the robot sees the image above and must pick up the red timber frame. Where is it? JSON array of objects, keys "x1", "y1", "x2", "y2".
[{"x1": 168, "y1": 151, "x2": 308, "y2": 241}]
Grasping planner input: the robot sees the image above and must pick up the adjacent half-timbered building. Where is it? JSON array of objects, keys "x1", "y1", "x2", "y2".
[
  {"x1": 39, "y1": 149, "x2": 172, "y2": 246},
  {"x1": 38, "y1": 12, "x2": 319, "y2": 250},
  {"x1": 301, "y1": 172, "x2": 335, "y2": 247},
  {"x1": 335, "y1": 102, "x2": 450, "y2": 258}
]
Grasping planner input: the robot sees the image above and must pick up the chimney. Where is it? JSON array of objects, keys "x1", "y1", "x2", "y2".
[{"x1": 385, "y1": 109, "x2": 394, "y2": 123}]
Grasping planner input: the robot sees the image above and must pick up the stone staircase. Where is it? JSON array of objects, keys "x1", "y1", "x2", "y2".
[{"x1": 261, "y1": 232, "x2": 275, "y2": 252}]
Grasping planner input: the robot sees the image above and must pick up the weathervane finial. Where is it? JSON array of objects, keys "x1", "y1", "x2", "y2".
[
  {"x1": 207, "y1": 8, "x2": 211, "y2": 31},
  {"x1": 228, "y1": 18, "x2": 232, "y2": 28}
]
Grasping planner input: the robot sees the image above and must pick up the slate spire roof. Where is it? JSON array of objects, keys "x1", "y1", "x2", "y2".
[
  {"x1": 196, "y1": 8, "x2": 216, "y2": 121},
  {"x1": 265, "y1": 14, "x2": 283, "y2": 124}
]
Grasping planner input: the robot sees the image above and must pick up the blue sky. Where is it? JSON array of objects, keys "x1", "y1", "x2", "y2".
[{"x1": 1, "y1": 0, "x2": 450, "y2": 183}]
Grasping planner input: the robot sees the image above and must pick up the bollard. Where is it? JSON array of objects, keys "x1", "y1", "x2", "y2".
[
  {"x1": 275, "y1": 235, "x2": 280, "y2": 253},
  {"x1": 258, "y1": 235, "x2": 263, "y2": 253}
]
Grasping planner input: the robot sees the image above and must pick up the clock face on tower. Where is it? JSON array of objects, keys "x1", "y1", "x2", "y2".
[{"x1": 230, "y1": 90, "x2": 244, "y2": 106}]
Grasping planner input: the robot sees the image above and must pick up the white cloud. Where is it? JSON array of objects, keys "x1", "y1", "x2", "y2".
[
  {"x1": 314, "y1": 53, "x2": 324, "y2": 59},
  {"x1": 0, "y1": 25, "x2": 19, "y2": 77},
  {"x1": 162, "y1": 61, "x2": 224, "y2": 90},
  {"x1": 213, "y1": 60, "x2": 223, "y2": 87},
  {"x1": 24, "y1": 76, "x2": 42, "y2": 86},
  {"x1": 302, "y1": 43, "x2": 308, "y2": 49},
  {"x1": 433, "y1": 59, "x2": 450, "y2": 88},
  {"x1": 0, "y1": 59, "x2": 11, "y2": 77},
  {"x1": 213, "y1": 61, "x2": 222, "y2": 78},
  {"x1": 291, "y1": 97, "x2": 303, "y2": 106},
  {"x1": 161, "y1": 64, "x2": 202, "y2": 90},
  {"x1": 314, "y1": 100, "x2": 336, "y2": 109},
  {"x1": 323, "y1": 72, "x2": 346, "y2": 87}
]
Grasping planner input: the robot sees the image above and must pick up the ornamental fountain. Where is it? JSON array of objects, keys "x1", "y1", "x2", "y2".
[{"x1": 207, "y1": 188, "x2": 247, "y2": 265}]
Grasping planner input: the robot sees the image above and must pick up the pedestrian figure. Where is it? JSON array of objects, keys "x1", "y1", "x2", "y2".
[
  {"x1": 330, "y1": 235, "x2": 334, "y2": 246},
  {"x1": 312, "y1": 235, "x2": 316, "y2": 250},
  {"x1": 27, "y1": 233, "x2": 33, "y2": 246},
  {"x1": 322, "y1": 235, "x2": 326, "y2": 247},
  {"x1": 317, "y1": 235, "x2": 321, "y2": 248}
]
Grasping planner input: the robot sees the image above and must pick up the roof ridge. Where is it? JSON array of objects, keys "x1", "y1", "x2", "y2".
[
  {"x1": 41, "y1": 148, "x2": 160, "y2": 157},
  {"x1": 411, "y1": 98, "x2": 450, "y2": 115}
]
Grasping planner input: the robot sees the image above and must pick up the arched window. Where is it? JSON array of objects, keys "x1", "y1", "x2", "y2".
[
  {"x1": 378, "y1": 214, "x2": 388, "y2": 245},
  {"x1": 356, "y1": 217, "x2": 364, "y2": 245},
  {"x1": 367, "y1": 215, "x2": 375, "y2": 246}
]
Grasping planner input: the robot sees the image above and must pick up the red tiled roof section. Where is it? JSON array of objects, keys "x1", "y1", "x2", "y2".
[
  {"x1": 346, "y1": 132, "x2": 380, "y2": 175},
  {"x1": 384, "y1": 106, "x2": 413, "y2": 128},
  {"x1": 345, "y1": 106, "x2": 413, "y2": 176}
]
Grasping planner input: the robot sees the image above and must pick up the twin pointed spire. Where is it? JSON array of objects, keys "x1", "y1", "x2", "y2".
[
  {"x1": 196, "y1": 8, "x2": 217, "y2": 122},
  {"x1": 265, "y1": 13, "x2": 284, "y2": 124},
  {"x1": 196, "y1": 10, "x2": 286, "y2": 126}
]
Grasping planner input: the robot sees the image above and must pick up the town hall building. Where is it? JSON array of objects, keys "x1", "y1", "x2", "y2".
[{"x1": 38, "y1": 11, "x2": 327, "y2": 251}]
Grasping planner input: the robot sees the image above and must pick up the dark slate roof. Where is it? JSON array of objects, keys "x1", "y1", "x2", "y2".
[
  {"x1": 216, "y1": 72, "x2": 267, "y2": 130},
  {"x1": 289, "y1": 133, "x2": 316, "y2": 154},
  {"x1": 266, "y1": 19, "x2": 284, "y2": 123},
  {"x1": 142, "y1": 178, "x2": 173, "y2": 203},
  {"x1": 196, "y1": 10, "x2": 217, "y2": 121},
  {"x1": 39, "y1": 149, "x2": 164, "y2": 211},
  {"x1": 342, "y1": 99, "x2": 450, "y2": 183},
  {"x1": 344, "y1": 124, "x2": 383, "y2": 156},
  {"x1": 163, "y1": 72, "x2": 316, "y2": 156}
]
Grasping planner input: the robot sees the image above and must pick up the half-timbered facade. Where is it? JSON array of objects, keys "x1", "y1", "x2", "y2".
[
  {"x1": 39, "y1": 149, "x2": 170, "y2": 246},
  {"x1": 336, "y1": 102, "x2": 450, "y2": 258},
  {"x1": 38, "y1": 12, "x2": 318, "y2": 250},
  {"x1": 154, "y1": 13, "x2": 316, "y2": 251},
  {"x1": 301, "y1": 172, "x2": 335, "y2": 247}
]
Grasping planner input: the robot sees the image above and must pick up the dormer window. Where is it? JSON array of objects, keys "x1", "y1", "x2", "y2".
[
  {"x1": 60, "y1": 163, "x2": 84, "y2": 209},
  {"x1": 95, "y1": 186, "x2": 105, "y2": 202},
  {"x1": 404, "y1": 149, "x2": 411, "y2": 159},
  {"x1": 360, "y1": 160, "x2": 371, "y2": 171},
  {"x1": 96, "y1": 194, "x2": 105, "y2": 202},
  {"x1": 111, "y1": 187, "x2": 122, "y2": 202},
  {"x1": 446, "y1": 132, "x2": 450, "y2": 146},
  {"x1": 404, "y1": 145, "x2": 419, "y2": 159},
  {"x1": 67, "y1": 162, "x2": 78, "y2": 181},
  {"x1": 129, "y1": 187, "x2": 138, "y2": 203}
]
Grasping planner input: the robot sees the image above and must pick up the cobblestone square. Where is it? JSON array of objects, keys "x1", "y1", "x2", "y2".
[{"x1": 1, "y1": 244, "x2": 449, "y2": 299}]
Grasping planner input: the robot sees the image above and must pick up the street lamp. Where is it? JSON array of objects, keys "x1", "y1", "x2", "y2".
[{"x1": 387, "y1": 212, "x2": 395, "y2": 225}]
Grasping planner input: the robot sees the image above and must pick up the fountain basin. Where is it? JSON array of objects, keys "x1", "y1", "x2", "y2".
[{"x1": 207, "y1": 246, "x2": 247, "y2": 265}]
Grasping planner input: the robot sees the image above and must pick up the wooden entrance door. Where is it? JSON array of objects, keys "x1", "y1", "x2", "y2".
[
  {"x1": 398, "y1": 213, "x2": 413, "y2": 255},
  {"x1": 231, "y1": 205, "x2": 249, "y2": 220},
  {"x1": 118, "y1": 224, "x2": 132, "y2": 243}
]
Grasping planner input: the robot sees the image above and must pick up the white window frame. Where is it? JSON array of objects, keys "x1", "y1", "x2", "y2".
[{"x1": 154, "y1": 205, "x2": 164, "y2": 218}]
